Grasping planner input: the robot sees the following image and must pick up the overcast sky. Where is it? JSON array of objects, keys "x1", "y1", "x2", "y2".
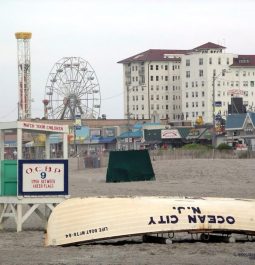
[{"x1": 0, "y1": 0, "x2": 255, "y2": 121}]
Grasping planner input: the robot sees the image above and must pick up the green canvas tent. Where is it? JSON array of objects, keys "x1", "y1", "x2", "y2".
[{"x1": 106, "y1": 150, "x2": 155, "y2": 183}]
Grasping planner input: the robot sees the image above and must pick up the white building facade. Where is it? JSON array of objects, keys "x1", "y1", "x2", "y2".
[{"x1": 118, "y1": 42, "x2": 255, "y2": 124}]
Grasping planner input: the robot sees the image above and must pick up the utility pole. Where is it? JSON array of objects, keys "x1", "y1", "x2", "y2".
[
  {"x1": 212, "y1": 72, "x2": 216, "y2": 149},
  {"x1": 212, "y1": 69, "x2": 227, "y2": 149},
  {"x1": 127, "y1": 85, "x2": 131, "y2": 150}
]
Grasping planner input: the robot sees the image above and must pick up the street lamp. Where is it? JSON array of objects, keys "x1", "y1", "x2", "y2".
[{"x1": 212, "y1": 69, "x2": 227, "y2": 148}]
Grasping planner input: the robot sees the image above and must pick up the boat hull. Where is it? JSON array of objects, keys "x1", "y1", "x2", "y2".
[{"x1": 45, "y1": 196, "x2": 255, "y2": 246}]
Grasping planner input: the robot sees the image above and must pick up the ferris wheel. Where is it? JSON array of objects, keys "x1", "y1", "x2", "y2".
[{"x1": 43, "y1": 57, "x2": 101, "y2": 120}]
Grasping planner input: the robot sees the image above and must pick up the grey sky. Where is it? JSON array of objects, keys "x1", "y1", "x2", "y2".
[{"x1": 0, "y1": 0, "x2": 255, "y2": 121}]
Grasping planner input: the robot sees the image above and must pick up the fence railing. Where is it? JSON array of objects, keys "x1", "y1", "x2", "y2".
[{"x1": 69, "y1": 149, "x2": 255, "y2": 170}]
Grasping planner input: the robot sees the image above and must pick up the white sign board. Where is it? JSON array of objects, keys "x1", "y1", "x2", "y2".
[
  {"x1": 161, "y1": 129, "x2": 181, "y2": 139},
  {"x1": 18, "y1": 160, "x2": 68, "y2": 196},
  {"x1": 18, "y1": 121, "x2": 69, "y2": 133}
]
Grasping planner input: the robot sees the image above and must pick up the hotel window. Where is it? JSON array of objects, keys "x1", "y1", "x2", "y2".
[
  {"x1": 151, "y1": 104, "x2": 154, "y2": 110},
  {"x1": 142, "y1": 105, "x2": 144, "y2": 110},
  {"x1": 196, "y1": 81, "x2": 198, "y2": 87},
  {"x1": 195, "y1": 91, "x2": 198, "y2": 97},
  {"x1": 243, "y1": 71, "x2": 246, "y2": 77},
  {"x1": 202, "y1": 91, "x2": 205, "y2": 97},
  {"x1": 199, "y1": 58, "x2": 203, "y2": 65},
  {"x1": 165, "y1": 85, "x2": 168, "y2": 90},
  {"x1": 199, "y1": 70, "x2": 203, "y2": 77},
  {"x1": 165, "y1": 76, "x2": 168, "y2": 81},
  {"x1": 166, "y1": 105, "x2": 168, "y2": 110},
  {"x1": 141, "y1": 95, "x2": 144, "y2": 100},
  {"x1": 209, "y1": 57, "x2": 212, "y2": 64},
  {"x1": 227, "y1": 58, "x2": 229, "y2": 64},
  {"x1": 192, "y1": 102, "x2": 194, "y2": 107},
  {"x1": 166, "y1": 95, "x2": 168, "y2": 100},
  {"x1": 251, "y1": 81, "x2": 254, "y2": 87},
  {"x1": 150, "y1": 65, "x2": 153, "y2": 70},
  {"x1": 150, "y1": 76, "x2": 153, "y2": 81},
  {"x1": 156, "y1": 95, "x2": 159, "y2": 100},
  {"x1": 236, "y1": 81, "x2": 239, "y2": 87},
  {"x1": 156, "y1": 85, "x2": 159, "y2": 90},
  {"x1": 202, "y1": 101, "x2": 205, "y2": 107},
  {"x1": 186, "y1": 102, "x2": 189, "y2": 108},
  {"x1": 192, "y1": 92, "x2": 194, "y2": 97},
  {"x1": 156, "y1": 76, "x2": 159, "y2": 81},
  {"x1": 185, "y1": 82, "x2": 188, "y2": 88},
  {"x1": 196, "y1": 102, "x2": 198, "y2": 107},
  {"x1": 156, "y1": 104, "x2": 159, "y2": 110},
  {"x1": 192, "y1": 82, "x2": 194, "y2": 87},
  {"x1": 151, "y1": 85, "x2": 153, "y2": 90},
  {"x1": 165, "y1": 65, "x2": 168, "y2": 70},
  {"x1": 202, "y1": 81, "x2": 205, "y2": 87},
  {"x1": 151, "y1": 95, "x2": 154, "y2": 100},
  {"x1": 236, "y1": 71, "x2": 239, "y2": 77},
  {"x1": 186, "y1": 92, "x2": 188, "y2": 98},
  {"x1": 156, "y1": 65, "x2": 159, "y2": 70},
  {"x1": 186, "y1": 71, "x2": 190, "y2": 78},
  {"x1": 186, "y1": 59, "x2": 190, "y2": 66},
  {"x1": 218, "y1": 58, "x2": 221, "y2": 65}
]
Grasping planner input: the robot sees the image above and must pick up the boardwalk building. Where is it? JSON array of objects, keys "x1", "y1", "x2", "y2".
[{"x1": 118, "y1": 42, "x2": 255, "y2": 124}]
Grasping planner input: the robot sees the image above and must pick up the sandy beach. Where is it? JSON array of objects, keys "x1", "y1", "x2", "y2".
[{"x1": 1, "y1": 159, "x2": 255, "y2": 265}]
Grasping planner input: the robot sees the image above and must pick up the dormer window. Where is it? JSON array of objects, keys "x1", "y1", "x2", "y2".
[{"x1": 239, "y1": 59, "x2": 250, "y2": 64}]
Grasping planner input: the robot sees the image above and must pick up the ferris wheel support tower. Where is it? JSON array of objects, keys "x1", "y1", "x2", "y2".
[{"x1": 15, "y1": 32, "x2": 32, "y2": 120}]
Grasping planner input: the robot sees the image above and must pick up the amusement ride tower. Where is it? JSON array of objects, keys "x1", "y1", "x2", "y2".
[{"x1": 15, "y1": 32, "x2": 32, "y2": 120}]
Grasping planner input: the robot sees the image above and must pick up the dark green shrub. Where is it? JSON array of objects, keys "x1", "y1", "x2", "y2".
[
  {"x1": 182, "y1": 143, "x2": 210, "y2": 150},
  {"x1": 217, "y1": 143, "x2": 232, "y2": 150}
]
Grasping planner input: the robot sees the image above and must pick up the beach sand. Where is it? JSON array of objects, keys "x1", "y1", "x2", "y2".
[{"x1": 1, "y1": 159, "x2": 255, "y2": 265}]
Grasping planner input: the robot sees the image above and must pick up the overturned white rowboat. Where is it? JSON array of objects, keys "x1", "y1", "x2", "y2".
[{"x1": 45, "y1": 196, "x2": 255, "y2": 246}]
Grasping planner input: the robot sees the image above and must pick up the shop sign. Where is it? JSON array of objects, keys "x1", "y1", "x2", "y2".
[{"x1": 161, "y1": 129, "x2": 181, "y2": 139}]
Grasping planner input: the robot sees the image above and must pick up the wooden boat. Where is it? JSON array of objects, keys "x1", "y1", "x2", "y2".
[{"x1": 45, "y1": 196, "x2": 255, "y2": 246}]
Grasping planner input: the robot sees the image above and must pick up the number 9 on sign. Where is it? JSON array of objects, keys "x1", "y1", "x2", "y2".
[{"x1": 41, "y1": 172, "x2": 47, "y2": 179}]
